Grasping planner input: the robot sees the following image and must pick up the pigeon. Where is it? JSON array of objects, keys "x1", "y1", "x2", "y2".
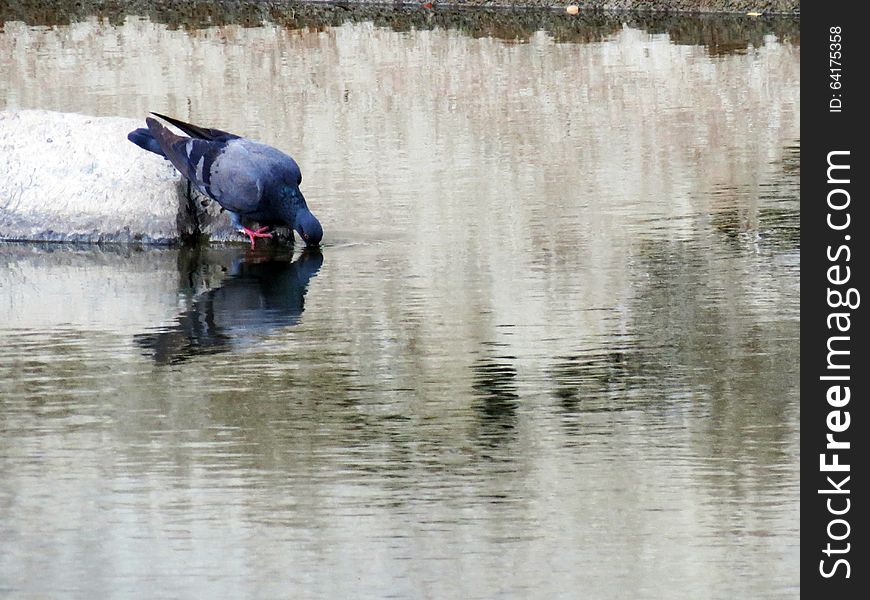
[
  {"x1": 135, "y1": 247, "x2": 324, "y2": 364},
  {"x1": 128, "y1": 113, "x2": 322, "y2": 248}
]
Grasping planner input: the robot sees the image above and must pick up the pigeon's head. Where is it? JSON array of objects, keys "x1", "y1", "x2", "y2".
[{"x1": 295, "y1": 209, "x2": 323, "y2": 247}]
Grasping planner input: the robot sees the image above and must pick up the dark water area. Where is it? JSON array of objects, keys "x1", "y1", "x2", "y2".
[{"x1": 1, "y1": 4, "x2": 798, "y2": 598}]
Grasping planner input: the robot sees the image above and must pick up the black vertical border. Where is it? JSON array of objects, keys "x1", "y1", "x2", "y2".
[{"x1": 802, "y1": 2, "x2": 867, "y2": 596}]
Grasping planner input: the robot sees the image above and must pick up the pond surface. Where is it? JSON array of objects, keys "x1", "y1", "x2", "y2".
[{"x1": 1, "y1": 6, "x2": 799, "y2": 599}]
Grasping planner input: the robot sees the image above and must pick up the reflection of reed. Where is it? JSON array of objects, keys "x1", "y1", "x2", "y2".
[
  {"x1": 626, "y1": 232, "x2": 799, "y2": 488},
  {"x1": 470, "y1": 354, "x2": 519, "y2": 445},
  {"x1": 1, "y1": 0, "x2": 798, "y2": 53},
  {"x1": 549, "y1": 345, "x2": 662, "y2": 412}
]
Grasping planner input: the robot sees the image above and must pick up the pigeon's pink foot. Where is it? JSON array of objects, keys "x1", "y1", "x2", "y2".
[{"x1": 240, "y1": 226, "x2": 272, "y2": 249}]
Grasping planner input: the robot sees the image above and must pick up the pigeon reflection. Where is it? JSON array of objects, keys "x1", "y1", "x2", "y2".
[{"x1": 136, "y1": 248, "x2": 322, "y2": 364}]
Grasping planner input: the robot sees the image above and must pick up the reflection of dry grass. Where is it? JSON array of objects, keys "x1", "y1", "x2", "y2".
[
  {"x1": 2, "y1": 0, "x2": 799, "y2": 54},
  {"x1": 627, "y1": 14, "x2": 799, "y2": 54}
]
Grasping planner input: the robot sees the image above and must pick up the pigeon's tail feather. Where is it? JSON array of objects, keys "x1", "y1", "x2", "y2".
[
  {"x1": 127, "y1": 128, "x2": 166, "y2": 157},
  {"x1": 145, "y1": 117, "x2": 226, "y2": 197},
  {"x1": 145, "y1": 117, "x2": 198, "y2": 182},
  {"x1": 151, "y1": 112, "x2": 240, "y2": 142}
]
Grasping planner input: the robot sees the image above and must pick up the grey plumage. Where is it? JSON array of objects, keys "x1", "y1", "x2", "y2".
[{"x1": 128, "y1": 113, "x2": 323, "y2": 247}]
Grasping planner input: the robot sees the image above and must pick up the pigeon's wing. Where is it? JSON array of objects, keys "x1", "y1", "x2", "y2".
[
  {"x1": 145, "y1": 118, "x2": 262, "y2": 214},
  {"x1": 206, "y1": 141, "x2": 270, "y2": 214},
  {"x1": 145, "y1": 117, "x2": 215, "y2": 191},
  {"x1": 150, "y1": 112, "x2": 241, "y2": 142}
]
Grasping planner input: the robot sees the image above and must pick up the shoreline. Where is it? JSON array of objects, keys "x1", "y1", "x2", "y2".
[
  {"x1": 1, "y1": 0, "x2": 801, "y2": 24},
  {"x1": 310, "y1": 1, "x2": 800, "y2": 15}
]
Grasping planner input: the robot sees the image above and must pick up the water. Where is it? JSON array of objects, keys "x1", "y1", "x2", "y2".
[{"x1": 1, "y1": 6, "x2": 799, "y2": 598}]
